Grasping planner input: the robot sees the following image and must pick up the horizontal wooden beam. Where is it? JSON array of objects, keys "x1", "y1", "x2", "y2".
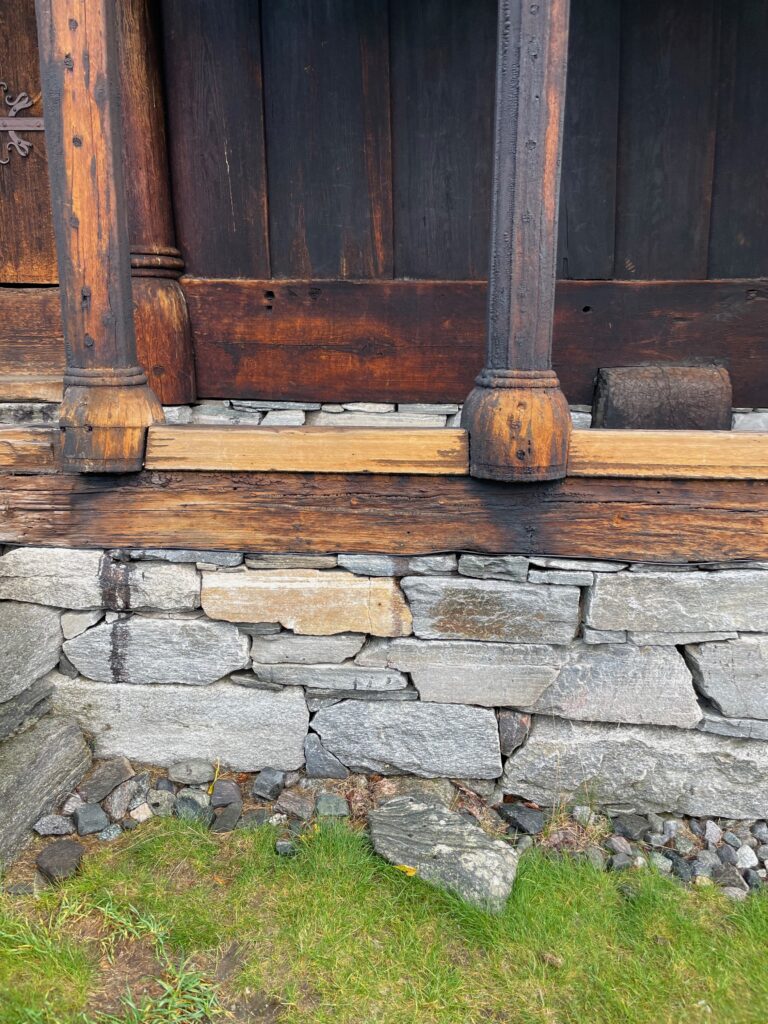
[
  {"x1": 5, "y1": 279, "x2": 768, "y2": 407},
  {"x1": 0, "y1": 469, "x2": 766, "y2": 562},
  {"x1": 569, "y1": 430, "x2": 768, "y2": 479},
  {"x1": 0, "y1": 427, "x2": 58, "y2": 473},
  {"x1": 0, "y1": 375, "x2": 63, "y2": 402},
  {"x1": 184, "y1": 277, "x2": 768, "y2": 406},
  {"x1": 146, "y1": 425, "x2": 468, "y2": 474}
]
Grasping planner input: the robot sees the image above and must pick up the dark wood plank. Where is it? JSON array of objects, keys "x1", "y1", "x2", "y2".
[
  {"x1": 390, "y1": 0, "x2": 495, "y2": 279},
  {"x1": 0, "y1": 0, "x2": 57, "y2": 284},
  {"x1": 1, "y1": 470, "x2": 767, "y2": 563},
  {"x1": 557, "y1": 0, "x2": 621, "y2": 280},
  {"x1": 184, "y1": 277, "x2": 768, "y2": 407},
  {"x1": 261, "y1": 0, "x2": 392, "y2": 279},
  {"x1": 614, "y1": 0, "x2": 719, "y2": 279},
  {"x1": 592, "y1": 366, "x2": 732, "y2": 430},
  {"x1": 160, "y1": 0, "x2": 270, "y2": 277},
  {"x1": 0, "y1": 288, "x2": 63, "y2": 376},
  {"x1": 708, "y1": 0, "x2": 768, "y2": 278}
]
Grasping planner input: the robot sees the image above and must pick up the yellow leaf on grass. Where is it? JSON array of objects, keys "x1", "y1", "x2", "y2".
[{"x1": 394, "y1": 865, "x2": 417, "y2": 877}]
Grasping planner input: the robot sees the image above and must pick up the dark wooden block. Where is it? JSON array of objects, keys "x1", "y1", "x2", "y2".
[{"x1": 592, "y1": 366, "x2": 733, "y2": 430}]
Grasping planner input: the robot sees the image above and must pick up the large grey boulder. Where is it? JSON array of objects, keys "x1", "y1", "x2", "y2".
[
  {"x1": 401, "y1": 577, "x2": 580, "y2": 644},
  {"x1": 52, "y1": 675, "x2": 308, "y2": 771},
  {"x1": 250, "y1": 664, "x2": 408, "y2": 691},
  {"x1": 0, "y1": 601, "x2": 62, "y2": 702},
  {"x1": 356, "y1": 637, "x2": 562, "y2": 706},
  {"x1": 250, "y1": 632, "x2": 365, "y2": 664},
  {"x1": 369, "y1": 795, "x2": 518, "y2": 911},
  {"x1": 313, "y1": 700, "x2": 501, "y2": 778},
  {"x1": 0, "y1": 547, "x2": 200, "y2": 610},
  {"x1": 685, "y1": 638, "x2": 768, "y2": 719},
  {"x1": 527, "y1": 643, "x2": 700, "y2": 728},
  {"x1": 0, "y1": 716, "x2": 91, "y2": 866},
  {"x1": 63, "y1": 617, "x2": 249, "y2": 685},
  {"x1": 0, "y1": 675, "x2": 54, "y2": 741},
  {"x1": 585, "y1": 571, "x2": 768, "y2": 633},
  {"x1": 501, "y1": 716, "x2": 768, "y2": 818}
]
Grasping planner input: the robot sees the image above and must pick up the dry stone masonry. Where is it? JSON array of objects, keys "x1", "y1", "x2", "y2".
[{"x1": 4, "y1": 540, "x2": 768, "y2": 869}]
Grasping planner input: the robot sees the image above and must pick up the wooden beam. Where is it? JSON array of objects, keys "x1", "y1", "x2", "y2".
[
  {"x1": 0, "y1": 375, "x2": 63, "y2": 402},
  {"x1": 0, "y1": 427, "x2": 58, "y2": 472},
  {"x1": 35, "y1": 0, "x2": 162, "y2": 472},
  {"x1": 462, "y1": 0, "x2": 572, "y2": 481},
  {"x1": 1, "y1": 469, "x2": 767, "y2": 562},
  {"x1": 568, "y1": 430, "x2": 768, "y2": 480},
  {"x1": 146, "y1": 426, "x2": 468, "y2": 475}
]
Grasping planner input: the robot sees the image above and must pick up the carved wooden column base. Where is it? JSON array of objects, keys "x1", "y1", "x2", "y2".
[
  {"x1": 59, "y1": 370, "x2": 164, "y2": 473},
  {"x1": 461, "y1": 370, "x2": 571, "y2": 481},
  {"x1": 131, "y1": 249, "x2": 196, "y2": 405}
]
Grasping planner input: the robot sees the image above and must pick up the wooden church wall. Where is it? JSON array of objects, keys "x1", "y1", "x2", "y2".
[{"x1": 1, "y1": 0, "x2": 767, "y2": 405}]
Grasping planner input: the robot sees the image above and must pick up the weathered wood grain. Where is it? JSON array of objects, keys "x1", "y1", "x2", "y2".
[
  {"x1": 569, "y1": 430, "x2": 768, "y2": 480},
  {"x1": 185, "y1": 278, "x2": 768, "y2": 407},
  {"x1": 1, "y1": 470, "x2": 767, "y2": 563},
  {"x1": 146, "y1": 426, "x2": 469, "y2": 475},
  {"x1": 0, "y1": 427, "x2": 58, "y2": 472},
  {"x1": 591, "y1": 366, "x2": 732, "y2": 430}
]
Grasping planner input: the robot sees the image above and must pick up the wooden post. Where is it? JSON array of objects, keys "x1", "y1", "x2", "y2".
[
  {"x1": 462, "y1": 0, "x2": 572, "y2": 481},
  {"x1": 36, "y1": 0, "x2": 163, "y2": 472},
  {"x1": 116, "y1": 0, "x2": 196, "y2": 405}
]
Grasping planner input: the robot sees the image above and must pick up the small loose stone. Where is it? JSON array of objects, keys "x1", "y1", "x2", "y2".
[
  {"x1": 743, "y1": 869, "x2": 763, "y2": 891},
  {"x1": 211, "y1": 802, "x2": 243, "y2": 833},
  {"x1": 274, "y1": 788, "x2": 315, "y2": 821},
  {"x1": 238, "y1": 809, "x2": 272, "y2": 829},
  {"x1": 650, "y1": 852, "x2": 673, "y2": 874},
  {"x1": 736, "y1": 845, "x2": 759, "y2": 869},
  {"x1": 36, "y1": 840, "x2": 85, "y2": 883},
  {"x1": 723, "y1": 830, "x2": 741, "y2": 849},
  {"x1": 211, "y1": 779, "x2": 242, "y2": 807},
  {"x1": 78, "y1": 757, "x2": 134, "y2": 803},
  {"x1": 33, "y1": 814, "x2": 75, "y2": 836},
  {"x1": 73, "y1": 803, "x2": 110, "y2": 836},
  {"x1": 98, "y1": 824, "x2": 122, "y2": 842},
  {"x1": 751, "y1": 821, "x2": 768, "y2": 843},
  {"x1": 571, "y1": 805, "x2": 596, "y2": 828},
  {"x1": 147, "y1": 790, "x2": 176, "y2": 817},
  {"x1": 168, "y1": 759, "x2": 215, "y2": 785},
  {"x1": 129, "y1": 802, "x2": 153, "y2": 824},
  {"x1": 155, "y1": 777, "x2": 175, "y2": 793},
  {"x1": 606, "y1": 835, "x2": 633, "y2": 856},
  {"x1": 612, "y1": 814, "x2": 649, "y2": 841},
  {"x1": 704, "y1": 820, "x2": 723, "y2": 846},
  {"x1": 756, "y1": 844, "x2": 768, "y2": 864},
  {"x1": 316, "y1": 793, "x2": 350, "y2": 817},
  {"x1": 252, "y1": 767, "x2": 286, "y2": 801},
  {"x1": 718, "y1": 844, "x2": 738, "y2": 866},
  {"x1": 496, "y1": 804, "x2": 544, "y2": 835},
  {"x1": 275, "y1": 838, "x2": 297, "y2": 857}
]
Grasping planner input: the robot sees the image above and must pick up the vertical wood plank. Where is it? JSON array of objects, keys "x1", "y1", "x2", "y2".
[
  {"x1": 390, "y1": 0, "x2": 496, "y2": 280},
  {"x1": 557, "y1": 0, "x2": 620, "y2": 280},
  {"x1": 262, "y1": 0, "x2": 392, "y2": 279},
  {"x1": 0, "y1": 0, "x2": 57, "y2": 283},
  {"x1": 708, "y1": 0, "x2": 768, "y2": 278},
  {"x1": 614, "y1": 0, "x2": 719, "y2": 280},
  {"x1": 160, "y1": 0, "x2": 270, "y2": 278}
]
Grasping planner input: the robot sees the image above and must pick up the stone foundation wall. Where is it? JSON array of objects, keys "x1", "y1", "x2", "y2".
[{"x1": 2, "y1": 544, "x2": 768, "y2": 820}]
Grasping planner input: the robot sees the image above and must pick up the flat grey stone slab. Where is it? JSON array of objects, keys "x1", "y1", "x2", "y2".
[
  {"x1": 0, "y1": 602, "x2": 61, "y2": 703},
  {"x1": 304, "y1": 734, "x2": 350, "y2": 778},
  {"x1": 0, "y1": 547, "x2": 200, "y2": 610},
  {"x1": 529, "y1": 557, "x2": 626, "y2": 573},
  {"x1": 128, "y1": 549, "x2": 242, "y2": 566},
  {"x1": 697, "y1": 709, "x2": 768, "y2": 741},
  {"x1": 401, "y1": 577, "x2": 580, "y2": 644},
  {"x1": 356, "y1": 637, "x2": 562, "y2": 706},
  {"x1": 64, "y1": 617, "x2": 249, "y2": 685},
  {"x1": 249, "y1": 664, "x2": 408, "y2": 692},
  {"x1": 61, "y1": 610, "x2": 104, "y2": 640},
  {"x1": 79, "y1": 757, "x2": 134, "y2": 802},
  {"x1": 369, "y1": 795, "x2": 518, "y2": 911},
  {"x1": 338, "y1": 554, "x2": 456, "y2": 576},
  {"x1": 501, "y1": 715, "x2": 768, "y2": 818},
  {"x1": 313, "y1": 700, "x2": 501, "y2": 779},
  {"x1": 52, "y1": 676, "x2": 308, "y2": 772},
  {"x1": 457, "y1": 555, "x2": 529, "y2": 581},
  {"x1": 586, "y1": 571, "x2": 768, "y2": 633},
  {"x1": 0, "y1": 716, "x2": 91, "y2": 867},
  {"x1": 168, "y1": 758, "x2": 215, "y2": 785},
  {"x1": 628, "y1": 631, "x2": 738, "y2": 646},
  {"x1": 249, "y1": 632, "x2": 365, "y2": 664},
  {"x1": 685, "y1": 638, "x2": 768, "y2": 719},
  {"x1": 0, "y1": 675, "x2": 54, "y2": 742},
  {"x1": 36, "y1": 839, "x2": 85, "y2": 883}
]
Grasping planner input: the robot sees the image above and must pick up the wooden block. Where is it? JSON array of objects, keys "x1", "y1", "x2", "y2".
[
  {"x1": 0, "y1": 376, "x2": 63, "y2": 402},
  {"x1": 145, "y1": 426, "x2": 469, "y2": 476},
  {"x1": 569, "y1": 429, "x2": 768, "y2": 479},
  {"x1": 0, "y1": 427, "x2": 59, "y2": 473},
  {"x1": 592, "y1": 366, "x2": 732, "y2": 429}
]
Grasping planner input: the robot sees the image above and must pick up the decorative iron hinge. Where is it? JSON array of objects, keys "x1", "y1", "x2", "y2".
[{"x1": 0, "y1": 82, "x2": 44, "y2": 166}]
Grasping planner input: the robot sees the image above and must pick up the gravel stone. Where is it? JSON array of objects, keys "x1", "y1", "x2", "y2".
[
  {"x1": 612, "y1": 814, "x2": 649, "y2": 841},
  {"x1": 274, "y1": 789, "x2": 315, "y2": 821},
  {"x1": 498, "y1": 711, "x2": 531, "y2": 757},
  {"x1": 211, "y1": 780, "x2": 242, "y2": 807},
  {"x1": 497, "y1": 804, "x2": 545, "y2": 835},
  {"x1": 129, "y1": 802, "x2": 153, "y2": 823},
  {"x1": 252, "y1": 768, "x2": 286, "y2": 800},
  {"x1": 36, "y1": 840, "x2": 85, "y2": 883},
  {"x1": 736, "y1": 845, "x2": 759, "y2": 869},
  {"x1": 212, "y1": 802, "x2": 243, "y2": 833},
  {"x1": 79, "y1": 757, "x2": 134, "y2": 803},
  {"x1": 704, "y1": 820, "x2": 722, "y2": 846},
  {"x1": 606, "y1": 836, "x2": 633, "y2": 856},
  {"x1": 98, "y1": 824, "x2": 122, "y2": 842},
  {"x1": 712, "y1": 863, "x2": 749, "y2": 892},
  {"x1": 73, "y1": 803, "x2": 110, "y2": 836},
  {"x1": 649, "y1": 852, "x2": 673, "y2": 874},
  {"x1": 33, "y1": 815, "x2": 75, "y2": 836},
  {"x1": 147, "y1": 790, "x2": 176, "y2": 817},
  {"x1": 168, "y1": 759, "x2": 215, "y2": 785},
  {"x1": 692, "y1": 850, "x2": 722, "y2": 877},
  {"x1": 275, "y1": 839, "x2": 297, "y2": 857},
  {"x1": 664, "y1": 851, "x2": 695, "y2": 882},
  {"x1": 316, "y1": 794, "x2": 350, "y2": 817},
  {"x1": 723, "y1": 830, "x2": 741, "y2": 849},
  {"x1": 718, "y1": 845, "x2": 738, "y2": 865}
]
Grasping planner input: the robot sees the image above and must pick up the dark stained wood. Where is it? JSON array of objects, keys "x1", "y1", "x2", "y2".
[
  {"x1": 0, "y1": 0, "x2": 57, "y2": 283},
  {"x1": 35, "y1": 0, "x2": 162, "y2": 472},
  {"x1": 557, "y1": 0, "x2": 620, "y2": 280},
  {"x1": 592, "y1": 366, "x2": 732, "y2": 430},
  {"x1": 1, "y1": 469, "x2": 768, "y2": 564},
  {"x1": 463, "y1": 0, "x2": 572, "y2": 481},
  {"x1": 116, "y1": 0, "x2": 195, "y2": 404},
  {"x1": 184, "y1": 278, "x2": 768, "y2": 407},
  {"x1": 160, "y1": 0, "x2": 270, "y2": 278},
  {"x1": 614, "y1": 0, "x2": 719, "y2": 280},
  {"x1": 0, "y1": 288, "x2": 63, "y2": 377},
  {"x1": 390, "y1": 0, "x2": 495, "y2": 280},
  {"x1": 261, "y1": 0, "x2": 392, "y2": 279},
  {"x1": 708, "y1": 0, "x2": 768, "y2": 278}
]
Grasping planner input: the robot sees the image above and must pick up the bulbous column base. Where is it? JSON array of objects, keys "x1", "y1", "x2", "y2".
[
  {"x1": 59, "y1": 377, "x2": 164, "y2": 473},
  {"x1": 461, "y1": 370, "x2": 571, "y2": 482}
]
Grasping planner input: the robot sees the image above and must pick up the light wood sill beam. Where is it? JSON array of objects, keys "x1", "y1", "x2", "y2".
[{"x1": 3, "y1": 426, "x2": 768, "y2": 480}]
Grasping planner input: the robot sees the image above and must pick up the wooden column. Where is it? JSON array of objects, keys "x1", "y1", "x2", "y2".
[
  {"x1": 462, "y1": 0, "x2": 572, "y2": 481},
  {"x1": 36, "y1": 0, "x2": 163, "y2": 472},
  {"x1": 116, "y1": 0, "x2": 195, "y2": 405}
]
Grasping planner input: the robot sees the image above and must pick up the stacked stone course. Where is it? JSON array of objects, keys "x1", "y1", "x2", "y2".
[{"x1": 2, "y1": 543, "x2": 768, "y2": 827}]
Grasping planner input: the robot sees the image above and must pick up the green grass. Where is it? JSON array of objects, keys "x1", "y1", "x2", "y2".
[{"x1": 2, "y1": 818, "x2": 768, "y2": 1023}]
